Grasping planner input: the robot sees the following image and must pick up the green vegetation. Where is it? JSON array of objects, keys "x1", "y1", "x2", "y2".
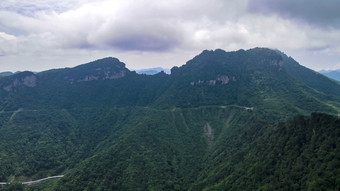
[
  {"x1": 0, "y1": 48, "x2": 339, "y2": 190},
  {"x1": 192, "y1": 112, "x2": 340, "y2": 190}
]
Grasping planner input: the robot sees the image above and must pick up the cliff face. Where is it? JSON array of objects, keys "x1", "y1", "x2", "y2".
[{"x1": 1, "y1": 72, "x2": 36, "y2": 92}]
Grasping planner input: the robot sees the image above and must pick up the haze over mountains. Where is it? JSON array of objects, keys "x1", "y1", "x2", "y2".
[
  {"x1": 319, "y1": 70, "x2": 340, "y2": 82},
  {"x1": 0, "y1": 48, "x2": 339, "y2": 191}
]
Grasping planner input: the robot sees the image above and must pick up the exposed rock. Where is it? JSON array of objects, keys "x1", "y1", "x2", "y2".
[
  {"x1": 3, "y1": 85, "x2": 12, "y2": 92},
  {"x1": 2, "y1": 74, "x2": 36, "y2": 92},
  {"x1": 23, "y1": 75, "x2": 37, "y2": 87},
  {"x1": 78, "y1": 75, "x2": 99, "y2": 82},
  {"x1": 217, "y1": 75, "x2": 229, "y2": 85},
  {"x1": 209, "y1": 80, "x2": 216, "y2": 86},
  {"x1": 104, "y1": 70, "x2": 111, "y2": 79},
  {"x1": 107, "y1": 70, "x2": 126, "y2": 79},
  {"x1": 65, "y1": 77, "x2": 74, "y2": 84},
  {"x1": 204, "y1": 123, "x2": 214, "y2": 148},
  {"x1": 271, "y1": 60, "x2": 283, "y2": 67},
  {"x1": 76, "y1": 68, "x2": 127, "y2": 83},
  {"x1": 244, "y1": 107, "x2": 254, "y2": 111},
  {"x1": 189, "y1": 75, "x2": 236, "y2": 86}
]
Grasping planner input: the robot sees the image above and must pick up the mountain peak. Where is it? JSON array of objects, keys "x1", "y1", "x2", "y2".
[
  {"x1": 0, "y1": 71, "x2": 37, "y2": 92},
  {"x1": 37, "y1": 57, "x2": 130, "y2": 84},
  {"x1": 76, "y1": 57, "x2": 126, "y2": 69},
  {"x1": 66, "y1": 57, "x2": 130, "y2": 83},
  {"x1": 176, "y1": 47, "x2": 283, "y2": 80},
  {"x1": 193, "y1": 47, "x2": 281, "y2": 62}
]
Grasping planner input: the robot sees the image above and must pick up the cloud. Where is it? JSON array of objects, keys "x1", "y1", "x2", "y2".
[
  {"x1": 0, "y1": 32, "x2": 16, "y2": 40},
  {"x1": 0, "y1": 32, "x2": 18, "y2": 55},
  {"x1": 0, "y1": 0, "x2": 339, "y2": 72},
  {"x1": 106, "y1": 34, "x2": 178, "y2": 51},
  {"x1": 0, "y1": 0, "x2": 252, "y2": 52},
  {"x1": 248, "y1": 0, "x2": 340, "y2": 29},
  {"x1": 0, "y1": 0, "x2": 94, "y2": 16}
]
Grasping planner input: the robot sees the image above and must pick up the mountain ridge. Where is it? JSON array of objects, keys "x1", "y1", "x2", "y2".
[
  {"x1": 0, "y1": 47, "x2": 339, "y2": 191},
  {"x1": 1, "y1": 48, "x2": 339, "y2": 116}
]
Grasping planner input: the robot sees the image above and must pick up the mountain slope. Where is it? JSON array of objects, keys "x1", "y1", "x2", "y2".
[
  {"x1": 155, "y1": 48, "x2": 340, "y2": 120},
  {"x1": 0, "y1": 58, "x2": 169, "y2": 110},
  {"x1": 191, "y1": 112, "x2": 340, "y2": 191},
  {"x1": 0, "y1": 48, "x2": 339, "y2": 191},
  {"x1": 275, "y1": 50, "x2": 340, "y2": 97}
]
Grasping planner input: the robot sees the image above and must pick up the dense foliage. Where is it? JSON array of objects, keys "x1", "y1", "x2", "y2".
[
  {"x1": 0, "y1": 48, "x2": 339, "y2": 190},
  {"x1": 192, "y1": 112, "x2": 340, "y2": 190}
]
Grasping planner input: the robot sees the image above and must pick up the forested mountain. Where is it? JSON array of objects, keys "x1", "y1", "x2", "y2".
[
  {"x1": 275, "y1": 50, "x2": 340, "y2": 97},
  {"x1": 0, "y1": 48, "x2": 339, "y2": 191}
]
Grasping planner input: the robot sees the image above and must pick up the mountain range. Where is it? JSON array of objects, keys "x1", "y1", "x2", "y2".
[
  {"x1": 0, "y1": 48, "x2": 339, "y2": 191},
  {"x1": 135, "y1": 67, "x2": 171, "y2": 75}
]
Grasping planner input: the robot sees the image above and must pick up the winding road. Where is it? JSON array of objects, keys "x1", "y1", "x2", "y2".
[{"x1": 0, "y1": 175, "x2": 64, "y2": 185}]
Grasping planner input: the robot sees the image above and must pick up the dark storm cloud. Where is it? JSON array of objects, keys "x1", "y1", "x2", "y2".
[
  {"x1": 248, "y1": 0, "x2": 340, "y2": 28},
  {"x1": 108, "y1": 35, "x2": 178, "y2": 51}
]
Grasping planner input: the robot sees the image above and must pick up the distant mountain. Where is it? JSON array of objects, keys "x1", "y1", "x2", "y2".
[
  {"x1": 319, "y1": 69, "x2": 340, "y2": 82},
  {"x1": 0, "y1": 71, "x2": 13, "y2": 78},
  {"x1": 136, "y1": 67, "x2": 171, "y2": 75},
  {"x1": 0, "y1": 48, "x2": 339, "y2": 191},
  {"x1": 320, "y1": 69, "x2": 340, "y2": 73}
]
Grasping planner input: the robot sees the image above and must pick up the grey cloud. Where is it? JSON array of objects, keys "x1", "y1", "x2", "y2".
[
  {"x1": 0, "y1": 0, "x2": 340, "y2": 72},
  {"x1": 0, "y1": 0, "x2": 247, "y2": 53},
  {"x1": 73, "y1": 42, "x2": 96, "y2": 50},
  {"x1": 108, "y1": 34, "x2": 178, "y2": 51},
  {"x1": 248, "y1": 0, "x2": 340, "y2": 28},
  {"x1": 306, "y1": 45, "x2": 332, "y2": 52}
]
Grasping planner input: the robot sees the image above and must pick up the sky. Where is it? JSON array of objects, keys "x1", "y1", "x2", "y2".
[{"x1": 0, "y1": 0, "x2": 339, "y2": 72}]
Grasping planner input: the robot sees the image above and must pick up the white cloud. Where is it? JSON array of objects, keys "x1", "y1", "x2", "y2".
[
  {"x1": 0, "y1": 32, "x2": 16, "y2": 40},
  {"x1": 0, "y1": 0, "x2": 339, "y2": 71},
  {"x1": 0, "y1": 32, "x2": 18, "y2": 55}
]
